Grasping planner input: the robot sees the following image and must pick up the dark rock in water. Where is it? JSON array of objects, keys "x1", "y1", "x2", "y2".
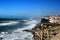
[
  {"x1": 0, "y1": 37, "x2": 3, "y2": 40},
  {"x1": 23, "y1": 30, "x2": 32, "y2": 32}
]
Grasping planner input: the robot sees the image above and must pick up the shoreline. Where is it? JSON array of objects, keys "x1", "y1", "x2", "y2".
[{"x1": 23, "y1": 18, "x2": 60, "y2": 40}]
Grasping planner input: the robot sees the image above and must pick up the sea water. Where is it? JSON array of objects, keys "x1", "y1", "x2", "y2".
[{"x1": 0, "y1": 19, "x2": 40, "y2": 40}]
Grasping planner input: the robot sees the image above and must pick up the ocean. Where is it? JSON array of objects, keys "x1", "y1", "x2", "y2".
[{"x1": 0, "y1": 18, "x2": 40, "y2": 40}]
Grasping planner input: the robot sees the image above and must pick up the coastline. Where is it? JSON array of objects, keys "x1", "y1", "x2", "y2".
[{"x1": 24, "y1": 17, "x2": 60, "y2": 40}]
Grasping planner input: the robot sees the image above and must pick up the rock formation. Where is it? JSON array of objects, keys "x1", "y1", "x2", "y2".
[
  {"x1": 33, "y1": 18, "x2": 60, "y2": 40},
  {"x1": 24, "y1": 18, "x2": 60, "y2": 40}
]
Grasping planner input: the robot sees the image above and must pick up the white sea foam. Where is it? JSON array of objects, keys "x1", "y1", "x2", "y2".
[
  {"x1": 1, "y1": 19, "x2": 40, "y2": 40},
  {"x1": 0, "y1": 21, "x2": 19, "y2": 26},
  {"x1": 0, "y1": 32, "x2": 8, "y2": 38},
  {"x1": 14, "y1": 19, "x2": 39, "y2": 31}
]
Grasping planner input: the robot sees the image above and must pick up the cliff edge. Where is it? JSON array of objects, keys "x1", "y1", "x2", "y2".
[{"x1": 24, "y1": 18, "x2": 60, "y2": 40}]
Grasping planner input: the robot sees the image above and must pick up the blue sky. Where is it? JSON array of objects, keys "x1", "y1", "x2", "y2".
[{"x1": 0, "y1": 0, "x2": 60, "y2": 18}]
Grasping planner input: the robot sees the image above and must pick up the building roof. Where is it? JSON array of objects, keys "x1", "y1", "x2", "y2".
[{"x1": 44, "y1": 15, "x2": 60, "y2": 18}]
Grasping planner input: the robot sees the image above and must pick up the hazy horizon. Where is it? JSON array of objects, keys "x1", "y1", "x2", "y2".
[{"x1": 0, "y1": 0, "x2": 60, "y2": 18}]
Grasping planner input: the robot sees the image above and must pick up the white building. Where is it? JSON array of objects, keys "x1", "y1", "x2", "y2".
[{"x1": 44, "y1": 15, "x2": 60, "y2": 24}]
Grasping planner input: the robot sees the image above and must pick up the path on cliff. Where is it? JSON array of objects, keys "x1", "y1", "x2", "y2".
[{"x1": 51, "y1": 32, "x2": 60, "y2": 40}]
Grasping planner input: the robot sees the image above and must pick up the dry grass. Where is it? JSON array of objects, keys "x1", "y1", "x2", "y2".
[{"x1": 51, "y1": 32, "x2": 60, "y2": 40}]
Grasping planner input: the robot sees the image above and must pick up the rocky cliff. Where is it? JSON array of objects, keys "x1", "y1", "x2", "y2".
[{"x1": 24, "y1": 18, "x2": 60, "y2": 40}]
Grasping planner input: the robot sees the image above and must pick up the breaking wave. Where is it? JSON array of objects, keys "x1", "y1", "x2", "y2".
[
  {"x1": 0, "y1": 19, "x2": 40, "y2": 40},
  {"x1": 0, "y1": 21, "x2": 19, "y2": 26}
]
